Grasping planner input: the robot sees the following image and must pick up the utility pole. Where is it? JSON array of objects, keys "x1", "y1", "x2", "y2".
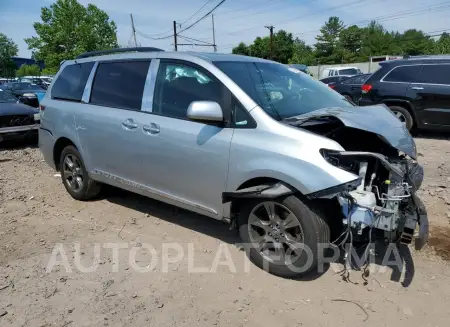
[
  {"x1": 173, "y1": 21, "x2": 178, "y2": 51},
  {"x1": 265, "y1": 25, "x2": 274, "y2": 59},
  {"x1": 130, "y1": 14, "x2": 138, "y2": 47},
  {"x1": 212, "y1": 14, "x2": 217, "y2": 52}
]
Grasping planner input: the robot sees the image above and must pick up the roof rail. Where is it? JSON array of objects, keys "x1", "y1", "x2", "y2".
[
  {"x1": 76, "y1": 47, "x2": 164, "y2": 59},
  {"x1": 403, "y1": 54, "x2": 450, "y2": 60}
]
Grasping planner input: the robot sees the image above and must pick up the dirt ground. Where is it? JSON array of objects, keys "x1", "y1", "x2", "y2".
[{"x1": 1, "y1": 134, "x2": 450, "y2": 327}]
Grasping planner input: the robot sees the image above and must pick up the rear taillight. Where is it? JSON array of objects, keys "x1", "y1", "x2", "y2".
[
  {"x1": 328, "y1": 84, "x2": 336, "y2": 89},
  {"x1": 361, "y1": 84, "x2": 372, "y2": 94},
  {"x1": 39, "y1": 105, "x2": 46, "y2": 111}
]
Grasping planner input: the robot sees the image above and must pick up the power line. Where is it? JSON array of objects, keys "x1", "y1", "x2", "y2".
[
  {"x1": 132, "y1": 0, "x2": 220, "y2": 41},
  {"x1": 177, "y1": 0, "x2": 226, "y2": 34},
  {"x1": 135, "y1": 29, "x2": 173, "y2": 40},
  {"x1": 219, "y1": 2, "x2": 450, "y2": 50},
  {"x1": 179, "y1": 35, "x2": 214, "y2": 45},
  {"x1": 293, "y1": 2, "x2": 450, "y2": 37},
  {"x1": 226, "y1": 0, "x2": 370, "y2": 36},
  {"x1": 217, "y1": 0, "x2": 283, "y2": 16},
  {"x1": 181, "y1": 0, "x2": 216, "y2": 25}
]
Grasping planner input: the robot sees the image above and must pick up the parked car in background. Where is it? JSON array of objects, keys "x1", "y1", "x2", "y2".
[
  {"x1": 0, "y1": 82, "x2": 46, "y2": 108},
  {"x1": 287, "y1": 64, "x2": 310, "y2": 75},
  {"x1": 359, "y1": 55, "x2": 450, "y2": 131},
  {"x1": 0, "y1": 89, "x2": 40, "y2": 143},
  {"x1": 328, "y1": 73, "x2": 371, "y2": 102},
  {"x1": 319, "y1": 75, "x2": 351, "y2": 85},
  {"x1": 39, "y1": 47, "x2": 427, "y2": 278},
  {"x1": 321, "y1": 66, "x2": 362, "y2": 79}
]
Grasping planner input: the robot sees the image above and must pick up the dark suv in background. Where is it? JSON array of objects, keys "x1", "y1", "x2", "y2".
[{"x1": 359, "y1": 56, "x2": 450, "y2": 131}]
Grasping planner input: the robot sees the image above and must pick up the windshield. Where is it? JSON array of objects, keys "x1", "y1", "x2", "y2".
[
  {"x1": 0, "y1": 89, "x2": 17, "y2": 103},
  {"x1": 215, "y1": 61, "x2": 353, "y2": 120},
  {"x1": 339, "y1": 68, "x2": 361, "y2": 75}
]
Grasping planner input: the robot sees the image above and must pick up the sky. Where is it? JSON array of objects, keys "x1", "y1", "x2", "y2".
[{"x1": 1, "y1": 0, "x2": 450, "y2": 58}]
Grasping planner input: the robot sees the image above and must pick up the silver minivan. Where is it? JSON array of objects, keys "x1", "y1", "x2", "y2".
[{"x1": 39, "y1": 48, "x2": 427, "y2": 277}]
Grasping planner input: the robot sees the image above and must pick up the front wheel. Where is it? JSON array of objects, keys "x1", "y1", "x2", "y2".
[{"x1": 237, "y1": 195, "x2": 329, "y2": 278}]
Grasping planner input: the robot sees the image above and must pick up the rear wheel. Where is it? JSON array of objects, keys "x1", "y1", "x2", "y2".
[
  {"x1": 60, "y1": 145, "x2": 102, "y2": 200},
  {"x1": 389, "y1": 105, "x2": 414, "y2": 131},
  {"x1": 238, "y1": 195, "x2": 329, "y2": 278}
]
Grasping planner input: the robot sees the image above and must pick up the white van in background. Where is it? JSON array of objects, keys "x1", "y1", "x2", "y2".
[{"x1": 321, "y1": 66, "x2": 362, "y2": 79}]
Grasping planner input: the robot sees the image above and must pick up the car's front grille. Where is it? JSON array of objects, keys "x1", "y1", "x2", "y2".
[{"x1": 0, "y1": 115, "x2": 35, "y2": 128}]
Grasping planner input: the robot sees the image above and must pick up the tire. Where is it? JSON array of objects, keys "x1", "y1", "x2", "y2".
[
  {"x1": 389, "y1": 105, "x2": 414, "y2": 131},
  {"x1": 237, "y1": 195, "x2": 329, "y2": 278},
  {"x1": 59, "y1": 145, "x2": 101, "y2": 200}
]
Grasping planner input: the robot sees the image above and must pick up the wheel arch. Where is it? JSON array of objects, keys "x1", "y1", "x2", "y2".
[
  {"x1": 53, "y1": 137, "x2": 77, "y2": 171},
  {"x1": 382, "y1": 99, "x2": 417, "y2": 124},
  {"x1": 226, "y1": 176, "x2": 302, "y2": 225}
]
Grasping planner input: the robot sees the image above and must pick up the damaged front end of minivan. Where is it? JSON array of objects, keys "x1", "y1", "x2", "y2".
[{"x1": 295, "y1": 105, "x2": 428, "y2": 250}]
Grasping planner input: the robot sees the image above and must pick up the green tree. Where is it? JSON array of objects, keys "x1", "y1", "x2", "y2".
[
  {"x1": 396, "y1": 29, "x2": 435, "y2": 55},
  {"x1": 272, "y1": 30, "x2": 295, "y2": 64},
  {"x1": 435, "y1": 32, "x2": 450, "y2": 54},
  {"x1": 41, "y1": 67, "x2": 58, "y2": 75},
  {"x1": 315, "y1": 16, "x2": 345, "y2": 64},
  {"x1": 0, "y1": 33, "x2": 19, "y2": 77},
  {"x1": 248, "y1": 37, "x2": 270, "y2": 59},
  {"x1": 289, "y1": 39, "x2": 314, "y2": 65},
  {"x1": 232, "y1": 42, "x2": 250, "y2": 56},
  {"x1": 25, "y1": 0, "x2": 118, "y2": 72},
  {"x1": 232, "y1": 30, "x2": 294, "y2": 63},
  {"x1": 359, "y1": 21, "x2": 401, "y2": 58},
  {"x1": 16, "y1": 64, "x2": 41, "y2": 77},
  {"x1": 338, "y1": 25, "x2": 364, "y2": 62}
]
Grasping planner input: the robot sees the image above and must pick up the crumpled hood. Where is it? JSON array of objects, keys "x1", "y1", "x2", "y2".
[
  {"x1": 0, "y1": 102, "x2": 39, "y2": 116},
  {"x1": 295, "y1": 105, "x2": 417, "y2": 159}
]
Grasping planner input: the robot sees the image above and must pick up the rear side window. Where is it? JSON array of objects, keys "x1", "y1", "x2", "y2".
[
  {"x1": 51, "y1": 62, "x2": 94, "y2": 101},
  {"x1": 383, "y1": 65, "x2": 421, "y2": 83},
  {"x1": 339, "y1": 68, "x2": 361, "y2": 75},
  {"x1": 417, "y1": 64, "x2": 450, "y2": 85},
  {"x1": 90, "y1": 60, "x2": 150, "y2": 110}
]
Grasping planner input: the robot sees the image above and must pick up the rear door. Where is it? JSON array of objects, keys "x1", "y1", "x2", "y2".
[
  {"x1": 341, "y1": 75, "x2": 367, "y2": 102},
  {"x1": 377, "y1": 64, "x2": 422, "y2": 102},
  {"x1": 75, "y1": 59, "x2": 151, "y2": 184},
  {"x1": 407, "y1": 63, "x2": 450, "y2": 127}
]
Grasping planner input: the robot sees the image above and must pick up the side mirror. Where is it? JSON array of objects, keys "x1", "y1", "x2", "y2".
[{"x1": 187, "y1": 101, "x2": 223, "y2": 122}]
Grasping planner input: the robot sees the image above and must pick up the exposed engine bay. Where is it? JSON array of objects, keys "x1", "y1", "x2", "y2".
[{"x1": 296, "y1": 111, "x2": 428, "y2": 251}]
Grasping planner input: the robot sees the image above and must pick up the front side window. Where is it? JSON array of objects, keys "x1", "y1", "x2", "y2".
[
  {"x1": 52, "y1": 62, "x2": 94, "y2": 101},
  {"x1": 383, "y1": 65, "x2": 421, "y2": 83},
  {"x1": 153, "y1": 61, "x2": 225, "y2": 119},
  {"x1": 215, "y1": 61, "x2": 353, "y2": 120},
  {"x1": 90, "y1": 60, "x2": 150, "y2": 110},
  {"x1": 417, "y1": 64, "x2": 450, "y2": 85}
]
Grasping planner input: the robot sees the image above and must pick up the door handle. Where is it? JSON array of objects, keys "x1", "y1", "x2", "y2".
[
  {"x1": 411, "y1": 86, "x2": 424, "y2": 90},
  {"x1": 122, "y1": 119, "x2": 138, "y2": 130},
  {"x1": 143, "y1": 123, "x2": 160, "y2": 134}
]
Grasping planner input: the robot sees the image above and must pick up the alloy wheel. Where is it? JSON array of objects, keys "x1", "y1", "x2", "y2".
[
  {"x1": 247, "y1": 201, "x2": 304, "y2": 266},
  {"x1": 62, "y1": 154, "x2": 84, "y2": 192}
]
